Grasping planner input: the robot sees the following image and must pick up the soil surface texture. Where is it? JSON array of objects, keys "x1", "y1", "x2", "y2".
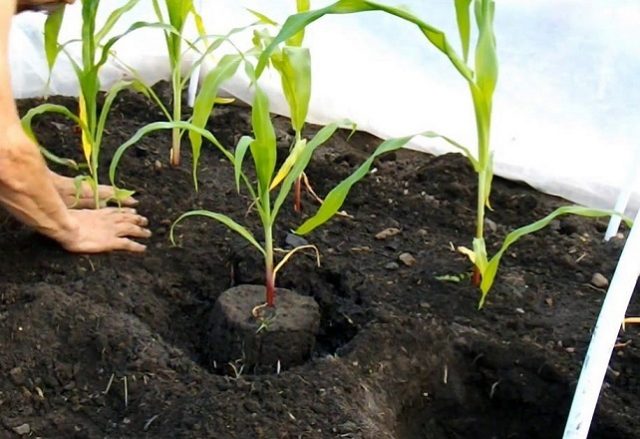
[{"x1": 2, "y1": 85, "x2": 639, "y2": 438}]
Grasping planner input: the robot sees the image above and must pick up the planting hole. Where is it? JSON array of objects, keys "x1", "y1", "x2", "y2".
[{"x1": 394, "y1": 343, "x2": 573, "y2": 439}]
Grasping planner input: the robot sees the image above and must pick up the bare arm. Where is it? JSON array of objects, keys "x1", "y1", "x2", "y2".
[
  {"x1": 0, "y1": 0, "x2": 150, "y2": 252},
  {"x1": 0, "y1": 0, "x2": 79, "y2": 243}
]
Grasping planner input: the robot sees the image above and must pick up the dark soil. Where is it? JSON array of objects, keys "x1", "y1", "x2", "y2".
[{"x1": 2, "y1": 84, "x2": 639, "y2": 438}]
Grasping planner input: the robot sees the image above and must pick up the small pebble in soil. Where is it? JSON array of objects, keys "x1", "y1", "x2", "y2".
[
  {"x1": 154, "y1": 160, "x2": 162, "y2": 171},
  {"x1": 385, "y1": 262, "x2": 399, "y2": 270},
  {"x1": 398, "y1": 252, "x2": 416, "y2": 267},
  {"x1": 591, "y1": 272, "x2": 609, "y2": 289},
  {"x1": 12, "y1": 423, "x2": 30, "y2": 435},
  {"x1": 375, "y1": 227, "x2": 401, "y2": 240}
]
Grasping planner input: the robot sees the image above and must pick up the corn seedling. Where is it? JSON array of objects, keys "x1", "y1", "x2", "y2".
[
  {"x1": 171, "y1": 78, "x2": 327, "y2": 308},
  {"x1": 151, "y1": 0, "x2": 208, "y2": 167},
  {"x1": 253, "y1": 0, "x2": 631, "y2": 307},
  {"x1": 123, "y1": 3, "x2": 259, "y2": 176},
  {"x1": 251, "y1": 0, "x2": 312, "y2": 213},
  {"x1": 178, "y1": 82, "x2": 423, "y2": 308},
  {"x1": 168, "y1": 53, "x2": 424, "y2": 308},
  {"x1": 109, "y1": 52, "x2": 246, "y2": 192},
  {"x1": 22, "y1": 0, "x2": 146, "y2": 207}
]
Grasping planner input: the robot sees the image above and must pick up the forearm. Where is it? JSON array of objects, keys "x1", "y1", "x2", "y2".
[
  {"x1": 0, "y1": 0, "x2": 76, "y2": 243},
  {"x1": 0, "y1": 124, "x2": 78, "y2": 242}
]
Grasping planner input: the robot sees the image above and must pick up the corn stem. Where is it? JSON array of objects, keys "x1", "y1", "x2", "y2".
[
  {"x1": 293, "y1": 131, "x2": 303, "y2": 213},
  {"x1": 264, "y1": 227, "x2": 276, "y2": 307},
  {"x1": 262, "y1": 191, "x2": 276, "y2": 306},
  {"x1": 471, "y1": 85, "x2": 492, "y2": 286},
  {"x1": 170, "y1": 69, "x2": 182, "y2": 166}
]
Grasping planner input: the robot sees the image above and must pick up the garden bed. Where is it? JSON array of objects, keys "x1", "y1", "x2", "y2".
[{"x1": 1, "y1": 87, "x2": 639, "y2": 438}]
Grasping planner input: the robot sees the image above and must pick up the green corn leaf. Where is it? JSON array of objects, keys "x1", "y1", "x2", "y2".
[
  {"x1": 272, "y1": 121, "x2": 346, "y2": 219},
  {"x1": 80, "y1": 0, "x2": 98, "y2": 69},
  {"x1": 184, "y1": 24, "x2": 258, "y2": 84},
  {"x1": 252, "y1": 28, "x2": 275, "y2": 53},
  {"x1": 234, "y1": 136, "x2": 253, "y2": 193},
  {"x1": 95, "y1": 80, "x2": 132, "y2": 150},
  {"x1": 95, "y1": 0, "x2": 140, "y2": 43},
  {"x1": 478, "y1": 206, "x2": 633, "y2": 307},
  {"x1": 151, "y1": 0, "x2": 165, "y2": 22},
  {"x1": 171, "y1": 210, "x2": 266, "y2": 257},
  {"x1": 165, "y1": 0, "x2": 194, "y2": 65},
  {"x1": 247, "y1": 9, "x2": 278, "y2": 26},
  {"x1": 21, "y1": 103, "x2": 85, "y2": 169},
  {"x1": 250, "y1": 86, "x2": 277, "y2": 193},
  {"x1": 271, "y1": 137, "x2": 307, "y2": 191},
  {"x1": 96, "y1": 22, "x2": 176, "y2": 72},
  {"x1": 21, "y1": 103, "x2": 85, "y2": 137},
  {"x1": 189, "y1": 54, "x2": 242, "y2": 176},
  {"x1": 110, "y1": 121, "x2": 233, "y2": 187},
  {"x1": 39, "y1": 147, "x2": 79, "y2": 169},
  {"x1": 78, "y1": 0, "x2": 99, "y2": 136},
  {"x1": 288, "y1": 0, "x2": 311, "y2": 46},
  {"x1": 483, "y1": 151, "x2": 494, "y2": 209},
  {"x1": 255, "y1": 0, "x2": 472, "y2": 83},
  {"x1": 454, "y1": 0, "x2": 472, "y2": 63},
  {"x1": 43, "y1": 5, "x2": 65, "y2": 71},
  {"x1": 106, "y1": 55, "x2": 173, "y2": 120},
  {"x1": 295, "y1": 133, "x2": 420, "y2": 235},
  {"x1": 190, "y1": 2, "x2": 206, "y2": 38},
  {"x1": 152, "y1": 0, "x2": 175, "y2": 64},
  {"x1": 166, "y1": 0, "x2": 193, "y2": 32},
  {"x1": 297, "y1": 0, "x2": 311, "y2": 13},
  {"x1": 112, "y1": 188, "x2": 136, "y2": 205},
  {"x1": 422, "y1": 131, "x2": 479, "y2": 170},
  {"x1": 472, "y1": 237, "x2": 488, "y2": 274},
  {"x1": 474, "y1": 0, "x2": 498, "y2": 101},
  {"x1": 71, "y1": 175, "x2": 91, "y2": 207},
  {"x1": 271, "y1": 47, "x2": 311, "y2": 133}
]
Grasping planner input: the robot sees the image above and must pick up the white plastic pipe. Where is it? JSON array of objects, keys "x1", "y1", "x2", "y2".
[
  {"x1": 563, "y1": 206, "x2": 640, "y2": 438},
  {"x1": 604, "y1": 146, "x2": 640, "y2": 241},
  {"x1": 187, "y1": 0, "x2": 203, "y2": 107}
]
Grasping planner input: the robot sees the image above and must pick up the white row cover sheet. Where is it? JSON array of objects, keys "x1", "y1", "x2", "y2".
[{"x1": 9, "y1": 0, "x2": 640, "y2": 216}]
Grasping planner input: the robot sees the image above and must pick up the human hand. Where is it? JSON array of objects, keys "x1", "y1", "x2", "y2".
[
  {"x1": 16, "y1": 0, "x2": 74, "y2": 13},
  {"x1": 49, "y1": 171, "x2": 138, "y2": 209},
  {"x1": 59, "y1": 207, "x2": 151, "y2": 253}
]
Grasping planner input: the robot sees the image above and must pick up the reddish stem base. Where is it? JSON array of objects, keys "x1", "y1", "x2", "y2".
[
  {"x1": 471, "y1": 266, "x2": 482, "y2": 287},
  {"x1": 266, "y1": 272, "x2": 276, "y2": 308}
]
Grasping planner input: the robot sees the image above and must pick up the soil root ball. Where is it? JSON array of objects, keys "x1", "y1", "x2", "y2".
[{"x1": 205, "y1": 285, "x2": 320, "y2": 373}]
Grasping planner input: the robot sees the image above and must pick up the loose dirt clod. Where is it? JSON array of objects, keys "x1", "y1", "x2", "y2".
[
  {"x1": 375, "y1": 227, "x2": 401, "y2": 240},
  {"x1": 12, "y1": 423, "x2": 30, "y2": 435},
  {"x1": 399, "y1": 252, "x2": 416, "y2": 267}
]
